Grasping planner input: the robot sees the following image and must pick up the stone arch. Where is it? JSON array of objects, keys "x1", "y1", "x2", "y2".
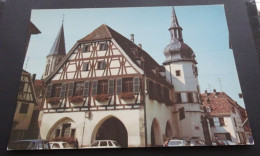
[
  {"x1": 151, "y1": 118, "x2": 161, "y2": 146},
  {"x1": 165, "y1": 120, "x2": 173, "y2": 139},
  {"x1": 91, "y1": 115, "x2": 128, "y2": 147},
  {"x1": 46, "y1": 117, "x2": 75, "y2": 140}
]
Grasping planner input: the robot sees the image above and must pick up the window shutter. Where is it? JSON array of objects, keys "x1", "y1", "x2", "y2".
[
  {"x1": 83, "y1": 81, "x2": 90, "y2": 97},
  {"x1": 116, "y1": 78, "x2": 122, "y2": 94},
  {"x1": 68, "y1": 82, "x2": 74, "y2": 97},
  {"x1": 133, "y1": 77, "x2": 140, "y2": 93},
  {"x1": 46, "y1": 84, "x2": 52, "y2": 98},
  {"x1": 102, "y1": 61, "x2": 106, "y2": 69},
  {"x1": 60, "y1": 83, "x2": 67, "y2": 98},
  {"x1": 108, "y1": 80, "x2": 114, "y2": 95},
  {"x1": 92, "y1": 81, "x2": 98, "y2": 95}
]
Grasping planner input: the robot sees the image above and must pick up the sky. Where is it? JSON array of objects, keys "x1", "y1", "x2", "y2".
[{"x1": 26, "y1": 5, "x2": 246, "y2": 108}]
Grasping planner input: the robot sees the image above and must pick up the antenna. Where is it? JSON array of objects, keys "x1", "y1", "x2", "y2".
[
  {"x1": 24, "y1": 57, "x2": 30, "y2": 70},
  {"x1": 217, "y1": 78, "x2": 223, "y2": 91},
  {"x1": 207, "y1": 84, "x2": 211, "y2": 93}
]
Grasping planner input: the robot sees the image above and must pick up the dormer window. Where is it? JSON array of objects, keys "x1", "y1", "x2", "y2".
[
  {"x1": 206, "y1": 106, "x2": 211, "y2": 112},
  {"x1": 83, "y1": 45, "x2": 91, "y2": 52},
  {"x1": 99, "y1": 43, "x2": 108, "y2": 50}
]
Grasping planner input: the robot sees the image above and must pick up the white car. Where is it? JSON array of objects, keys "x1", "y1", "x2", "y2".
[
  {"x1": 166, "y1": 139, "x2": 189, "y2": 147},
  {"x1": 90, "y1": 140, "x2": 121, "y2": 148},
  {"x1": 49, "y1": 141, "x2": 73, "y2": 149}
]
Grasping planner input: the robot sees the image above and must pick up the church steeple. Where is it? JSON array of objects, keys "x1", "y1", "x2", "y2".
[
  {"x1": 48, "y1": 23, "x2": 66, "y2": 56},
  {"x1": 43, "y1": 22, "x2": 66, "y2": 78},
  {"x1": 169, "y1": 7, "x2": 183, "y2": 42}
]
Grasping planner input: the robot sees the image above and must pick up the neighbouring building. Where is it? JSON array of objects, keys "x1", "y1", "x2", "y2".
[
  {"x1": 39, "y1": 7, "x2": 205, "y2": 147},
  {"x1": 201, "y1": 89, "x2": 247, "y2": 144},
  {"x1": 9, "y1": 70, "x2": 38, "y2": 142},
  {"x1": 8, "y1": 22, "x2": 40, "y2": 143}
]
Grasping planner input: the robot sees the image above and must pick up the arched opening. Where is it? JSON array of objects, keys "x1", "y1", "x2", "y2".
[
  {"x1": 165, "y1": 121, "x2": 173, "y2": 139},
  {"x1": 46, "y1": 117, "x2": 76, "y2": 142},
  {"x1": 94, "y1": 117, "x2": 128, "y2": 147},
  {"x1": 151, "y1": 118, "x2": 161, "y2": 147}
]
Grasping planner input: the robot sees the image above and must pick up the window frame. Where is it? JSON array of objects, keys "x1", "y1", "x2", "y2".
[
  {"x1": 50, "y1": 83, "x2": 62, "y2": 98},
  {"x1": 176, "y1": 70, "x2": 181, "y2": 76},
  {"x1": 122, "y1": 78, "x2": 133, "y2": 93},
  {"x1": 73, "y1": 82, "x2": 84, "y2": 96},
  {"x1": 179, "y1": 107, "x2": 185, "y2": 120},
  {"x1": 99, "y1": 43, "x2": 108, "y2": 51},
  {"x1": 82, "y1": 62, "x2": 89, "y2": 71},
  {"x1": 97, "y1": 80, "x2": 108, "y2": 95}
]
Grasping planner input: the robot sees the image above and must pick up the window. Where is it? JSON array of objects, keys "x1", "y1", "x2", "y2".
[
  {"x1": 206, "y1": 106, "x2": 211, "y2": 113},
  {"x1": 83, "y1": 45, "x2": 90, "y2": 52},
  {"x1": 97, "y1": 61, "x2": 106, "y2": 70},
  {"x1": 100, "y1": 141, "x2": 107, "y2": 146},
  {"x1": 176, "y1": 93, "x2": 182, "y2": 103},
  {"x1": 157, "y1": 84, "x2": 163, "y2": 98},
  {"x1": 233, "y1": 118, "x2": 237, "y2": 127},
  {"x1": 97, "y1": 80, "x2": 108, "y2": 94},
  {"x1": 73, "y1": 82, "x2": 84, "y2": 96},
  {"x1": 82, "y1": 62, "x2": 89, "y2": 71},
  {"x1": 70, "y1": 129, "x2": 76, "y2": 138},
  {"x1": 99, "y1": 43, "x2": 108, "y2": 50},
  {"x1": 45, "y1": 64, "x2": 50, "y2": 75},
  {"x1": 122, "y1": 78, "x2": 133, "y2": 93},
  {"x1": 213, "y1": 117, "x2": 220, "y2": 126},
  {"x1": 176, "y1": 70, "x2": 181, "y2": 76},
  {"x1": 187, "y1": 93, "x2": 194, "y2": 103},
  {"x1": 51, "y1": 83, "x2": 62, "y2": 97},
  {"x1": 61, "y1": 123, "x2": 71, "y2": 137},
  {"x1": 55, "y1": 129, "x2": 61, "y2": 137},
  {"x1": 209, "y1": 118, "x2": 214, "y2": 127},
  {"x1": 219, "y1": 117, "x2": 225, "y2": 126},
  {"x1": 19, "y1": 103, "x2": 29, "y2": 113},
  {"x1": 179, "y1": 107, "x2": 185, "y2": 120}
]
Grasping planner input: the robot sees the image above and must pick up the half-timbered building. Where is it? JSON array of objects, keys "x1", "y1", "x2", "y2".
[
  {"x1": 9, "y1": 70, "x2": 38, "y2": 142},
  {"x1": 39, "y1": 7, "x2": 205, "y2": 147}
]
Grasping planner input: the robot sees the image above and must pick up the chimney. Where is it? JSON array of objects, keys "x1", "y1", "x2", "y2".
[
  {"x1": 130, "y1": 34, "x2": 134, "y2": 43},
  {"x1": 205, "y1": 90, "x2": 208, "y2": 94},
  {"x1": 213, "y1": 89, "x2": 216, "y2": 93},
  {"x1": 32, "y1": 74, "x2": 36, "y2": 83},
  {"x1": 138, "y1": 44, "x2": 142, "y2": 49}
]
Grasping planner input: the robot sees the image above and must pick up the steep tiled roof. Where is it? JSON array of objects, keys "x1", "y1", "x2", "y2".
[
  {"x1": 201, "y1": 92, "x2": 238, "y2": 116},
  {"x1": 79, "y1": 24, "x2": 172, "y2": 87}
]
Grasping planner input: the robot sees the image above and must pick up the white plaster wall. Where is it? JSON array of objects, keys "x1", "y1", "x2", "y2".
[
  {"x1": 40, "y1": 109, "x2": 142, "y2": 147},
  {"x1": 145, "y1": 95, "x2": 179, "y2": 146},
  {"x1": 165, "y1": 62, "x2": 199, "y2": 91}
]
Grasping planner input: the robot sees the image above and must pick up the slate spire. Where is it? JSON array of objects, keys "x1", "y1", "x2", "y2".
[
  {"x1": 169, "y1": 7, "x2": 183, "y2": 42},
  {"x1": 48, "y1": 23, "x2": 66, "y2": 56}
]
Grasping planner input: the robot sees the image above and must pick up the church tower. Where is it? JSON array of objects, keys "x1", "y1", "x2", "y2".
[
  {"x1": 43, "y1": 23, "x2": 66, "y2": 78},
  {"x1": 163, "y1": 7, "x2": 204, "y2": 140}
]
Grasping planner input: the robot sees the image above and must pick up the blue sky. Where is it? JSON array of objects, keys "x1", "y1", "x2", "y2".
[{"x1": 26, "y1": 5, "x2": 246, "y2": 108}]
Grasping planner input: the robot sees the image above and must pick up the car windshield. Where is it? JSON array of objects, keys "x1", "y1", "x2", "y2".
[
  {"x1": 62, "y1": 143, "x2": 71, "y2": 148},
  {"x1": 91, "y1": 141, "x2": 99, "y2": 147},
  {"x1": 168, "y1": 140, "x2": 183, "y2": 146}
]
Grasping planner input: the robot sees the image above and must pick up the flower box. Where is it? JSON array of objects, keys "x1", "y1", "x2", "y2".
[
  {"x1": 94, "y1": 94, "x2": 111, "y2": 102},
  {"x1": 47, "y1": 97, "x2": 60, "y2": 105},
  {"x1": 119, "y1": 92, "x2": 135, "y2": 100},
  {"x1": 69, "y1": 96, "x2": 84, "y2": 104}
]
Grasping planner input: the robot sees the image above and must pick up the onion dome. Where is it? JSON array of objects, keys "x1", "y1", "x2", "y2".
[{"x1": 163, "y1": 7, "x2": 197, "y2": 65}]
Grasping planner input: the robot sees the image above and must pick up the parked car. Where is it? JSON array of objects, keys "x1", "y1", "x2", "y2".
[
  {"x1": 90, "y1": 140, "x2": 121, "y2": 148},
  {"x1": 49, "y1": 141, "x2": 73, "y2": 149},
  {"x1": 220, "y1": 140, "x2": 236, "y2": 145},
  {"x1": 8, "y1": 139, "x2": 50, "y2": 150},
  {"x1": 165, "y1": 139, "x2": 189, "y2": 147},
  {"x1": 189, "y1": 139, "x2": 206, "y2": 146}
]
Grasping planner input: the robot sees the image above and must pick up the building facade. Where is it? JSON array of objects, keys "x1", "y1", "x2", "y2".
[
  {"x1": 39, "y1": 7, "x2": 205, "y2": 147},
  {"x1": 202, "y1": 90, "x2": 247, "y2": 144}
]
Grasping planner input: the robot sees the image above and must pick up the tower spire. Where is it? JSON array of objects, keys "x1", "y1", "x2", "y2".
[
  {"x1": 169, "y1": 7, "x2": 183, "y2": 42},
  {"x1": 47, "y1": 22, "x2": 66, "y2": 56}
]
